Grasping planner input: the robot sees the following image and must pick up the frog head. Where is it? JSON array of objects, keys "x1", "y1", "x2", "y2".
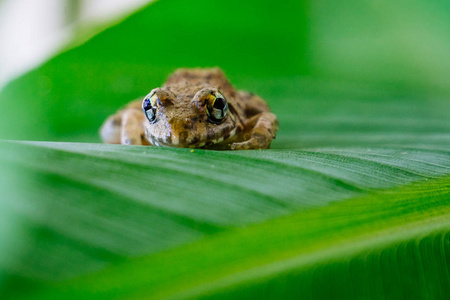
[{"x1": 142, "y1": 87, "x2": 238, "y2": 148}]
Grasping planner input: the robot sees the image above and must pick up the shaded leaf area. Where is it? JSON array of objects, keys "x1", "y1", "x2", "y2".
[
  {"x1": 25, "y1": 176, "x2": 450, "y2": 300},
  {"x1": 0, "y1": 140, "x2": 448, "y2": 286}
]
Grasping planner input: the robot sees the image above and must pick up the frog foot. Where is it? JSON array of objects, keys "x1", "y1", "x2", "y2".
[{"x1": 231, "y1": 112, "x2": 278, "y2": 150}]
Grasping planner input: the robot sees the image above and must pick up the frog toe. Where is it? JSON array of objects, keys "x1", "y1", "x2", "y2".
[{"x1": 231, "y1": 131, "x2": 271, "y2": 150}]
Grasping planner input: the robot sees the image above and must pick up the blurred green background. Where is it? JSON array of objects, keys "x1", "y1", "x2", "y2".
[
  {"x1": 0, "y1": 0, "x2": 449, "y2": 299},
  {"x1": 1, "y1": 0, "x2": 449, "y2": 143}
]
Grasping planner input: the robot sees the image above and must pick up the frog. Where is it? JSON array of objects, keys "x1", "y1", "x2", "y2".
[{"x1": 100, "y1": 68, "x2": 278, "y2": 150}]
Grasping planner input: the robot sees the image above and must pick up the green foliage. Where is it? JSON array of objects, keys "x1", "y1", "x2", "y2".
[
  {"x1": 0, "y1": 0, "x2": 449, "y2": 299},
  {"x1": 0, "y1": 141, "x2": 449, "y2": 299}
]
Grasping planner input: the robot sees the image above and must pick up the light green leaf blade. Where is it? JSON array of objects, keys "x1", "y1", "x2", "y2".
[
  {"x1": 0, "y1": 139, "x2": 449, "y2": 299},
  {"x1": 2, "y1": 140, "x2": 448, "y2": 299}
]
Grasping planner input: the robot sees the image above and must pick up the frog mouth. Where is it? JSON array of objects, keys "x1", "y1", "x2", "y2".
[
  {"x1": 186, "y1": 127, "x2": 238, "y2": 148},
  {"x1": 148, "y1": 120, "x2": 238, "y2": 148}
]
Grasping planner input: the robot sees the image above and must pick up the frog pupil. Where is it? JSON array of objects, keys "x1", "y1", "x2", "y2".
[
  {"x1": 143, "y1": 98, "x2": 152, "y2": 110},
  {"x1": 214, "y1": 98, "x2": 226, "y2": 110}
]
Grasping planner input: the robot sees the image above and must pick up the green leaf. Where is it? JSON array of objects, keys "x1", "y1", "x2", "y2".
[
  {"x1": 39, "y1": 176, "x2": 450, "y2": 300},
  {"x1": 0, "y1": 140, "x2": 449, "y2": 299},
  {"x1": 1, "y1": 0, "x2": 450, "y2": 299}
]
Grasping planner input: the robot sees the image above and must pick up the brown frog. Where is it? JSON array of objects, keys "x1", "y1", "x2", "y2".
[{"x1": 100, "y1": 68, "x2": 278, "y2": 150}]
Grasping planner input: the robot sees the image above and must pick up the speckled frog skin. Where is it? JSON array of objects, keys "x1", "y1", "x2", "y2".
[{"x1": 100, "y1": 68, "x2": 278, "y2": 150}]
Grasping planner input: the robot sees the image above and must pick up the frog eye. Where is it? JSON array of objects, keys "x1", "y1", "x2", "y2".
[
  {"x1": 206, "y1": 92, "x2": 228, "y2": 123},
  {"x1": 142, "y1": 94, "x2": 159, "y2": 124}
]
